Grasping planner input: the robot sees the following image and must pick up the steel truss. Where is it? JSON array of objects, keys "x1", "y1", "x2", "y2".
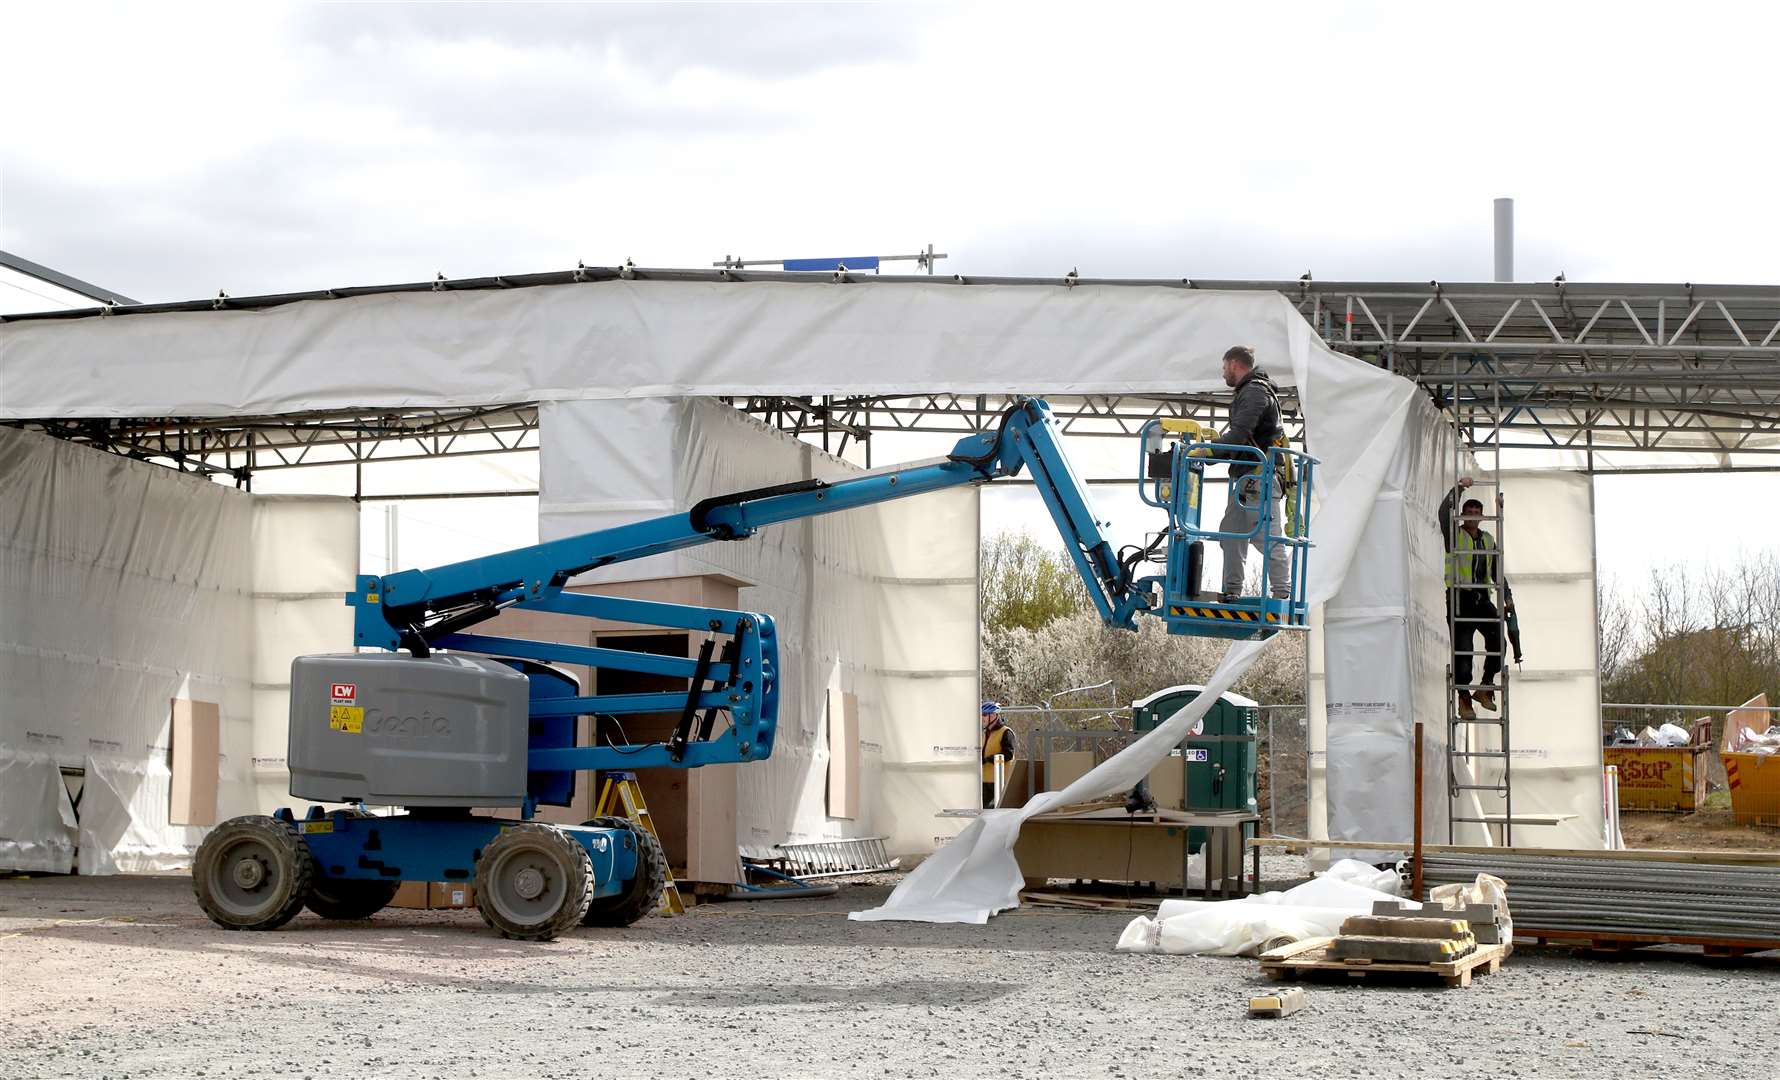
[
  {"x1": 22, "y1": 406, "x2": 538, "y2": 490},
  {"x1": 12, "y1": 268, "x2": 1780, "y2": 480}
]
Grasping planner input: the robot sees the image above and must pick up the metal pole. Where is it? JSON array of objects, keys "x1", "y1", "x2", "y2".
[
  {"x1": 1493, "y1": 198, "x2": 1514, "y2": 283},
  {"x1": 384, "y1": 503, "x2": 399, "y2": 574},
  {"x1": 1413, "y1": 720, "x2": 1424, "y2": 900}
]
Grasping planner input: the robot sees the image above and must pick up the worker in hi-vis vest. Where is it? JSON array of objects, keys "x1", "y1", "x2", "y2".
[
  {"x1": 981, "y1": 701, "x2": 1018, "y2": 808},
  {"x1": 1439, "y1": 477, "x2": 1511, "y2": 720}
]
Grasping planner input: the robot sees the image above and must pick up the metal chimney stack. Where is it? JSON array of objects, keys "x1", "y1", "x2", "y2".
[{"x1": 1493, "y1": 198, "x2": 1514, "y2": 282}]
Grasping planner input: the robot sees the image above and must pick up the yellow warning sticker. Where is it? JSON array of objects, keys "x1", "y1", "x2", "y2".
[
  {"x1": 366, "y1": 592, "x2": 380, "y2": 604},
  {"x1": 329, "y1": 705, "x2": 364, "y2": 733},
  {"x1": 301, "y1": 821, "x2": 333, "y2": 834}
]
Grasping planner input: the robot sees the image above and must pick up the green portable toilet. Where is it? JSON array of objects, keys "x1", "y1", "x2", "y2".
[{"x1": 1131, "y1": 685, "x2": 1259, "y2": 851}]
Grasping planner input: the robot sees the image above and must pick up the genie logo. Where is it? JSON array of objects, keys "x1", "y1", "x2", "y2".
[{"x1": 365, "y1": 707, "x2": 452, "y2": 738}]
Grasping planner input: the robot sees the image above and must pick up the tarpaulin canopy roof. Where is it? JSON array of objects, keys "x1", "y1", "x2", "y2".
[{"x1": 5, "y1": 265, "x2": 1776, "y2": 466}]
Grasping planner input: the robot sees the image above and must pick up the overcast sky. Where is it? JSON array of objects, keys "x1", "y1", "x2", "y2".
[
  {"x1": 8, "y1": 2, "x2": 1780, "y2": 300},
  {"x1": 6, "y1": 1, "x2": 1777, "y2": 595}
]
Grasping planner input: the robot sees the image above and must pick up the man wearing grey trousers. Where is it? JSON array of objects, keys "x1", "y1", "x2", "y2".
[{"x1": 1215, "y1": 345, "x2": 1291, "y2": 602}]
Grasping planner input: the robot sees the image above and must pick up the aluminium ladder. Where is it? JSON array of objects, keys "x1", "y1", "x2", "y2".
[{"x1": 1446, "y1": 363, "x2": 1516, "y2": 846}]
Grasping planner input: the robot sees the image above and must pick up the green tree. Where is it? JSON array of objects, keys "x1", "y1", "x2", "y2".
[{"x1": 980, "y1": 531, "x2": 1089, "y2": 634}]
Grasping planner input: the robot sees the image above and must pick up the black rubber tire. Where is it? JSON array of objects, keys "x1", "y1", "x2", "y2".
[
  {"x1": 192, "y1": 815, "x2": 315, "y2": 931},
  {"x1": 473, "y1": 823, "x2": 593, "y2": 941},
  {"x1": 305, "y1": 877, "x2": 402, "y2": 920},
  {"x1": 580, "y1": 816, "x2": 667, "y2": 927}
]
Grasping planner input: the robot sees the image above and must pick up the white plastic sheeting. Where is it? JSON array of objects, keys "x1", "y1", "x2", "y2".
[
  {"x1": 0, "y1": 276, "x2": 1608, "y2": 897},
  {"x1": 0, "y1": 426, "x2": 357, "y2": 873},
  {"x1": 249, "y1": 496, "x2": 360, "y2": 816},
  {"x1": 1115, "y1": 860, "x2": 1412, "y2": 957},
  {"x1": 1309, "y1": 400, "x2": 1455, "y2": 859},
  {"x1": 539, "y1": 398, "x2": 978, "y2": 858},
  {"x1": 854, "y1": 309, "x2": 1430, "y2": 923},
  {"x1": 1473, "y1": 470, "x2": 1604, "y2": 848},
  {"x1": 4, "y1": 281, "x2": 1380, "y2": 417},
  {"x1": 0, "y1": 425, "x2": 251, "y2": 872},
  {"x1": 1308, "y1": 467, "x2": 1604, "y2": 850},
  {"x1": 0, "y1": 750, "x2": 77, "y2": 873}
]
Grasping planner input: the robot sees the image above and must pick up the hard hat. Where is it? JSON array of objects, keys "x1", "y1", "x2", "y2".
[{"x1": 980, "y1": 701, "x2": 1001, "y2": 716}]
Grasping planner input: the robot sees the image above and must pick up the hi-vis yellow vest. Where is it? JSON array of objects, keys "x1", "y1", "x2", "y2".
[
  {"x1": 1446, "y1": 528, "x2": 1496, "y2": 587},
  {"x1": 982, "y1": 725, "x2": 1015, "y2": 783}
]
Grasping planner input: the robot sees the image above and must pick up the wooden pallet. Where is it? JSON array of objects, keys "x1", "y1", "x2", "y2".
[
  {"x1": 1260, "y1": 937, "x2": 1510, "y2": 988},
  {"x1": 1522, "y1": 928, "x2": 1780, "y2": 959},
  {"x1": 1018, "y1": 889, "x2": 1164, "y2": 912}
]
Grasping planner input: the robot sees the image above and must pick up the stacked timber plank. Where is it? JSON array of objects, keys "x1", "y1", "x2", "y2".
[
  {"x1": 1260, "y1": 912, "x2": 1509, "y2": 988},
  {"x1": 1422, "y1": 850, "x2": 1780, "y2": 953}
]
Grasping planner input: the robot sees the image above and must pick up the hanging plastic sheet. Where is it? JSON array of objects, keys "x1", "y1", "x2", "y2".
[
  {"x1": 0, "y1": 426, "x2": 356, "y2": 873},
  {"x1": 0, "y1": 750, "x2": 77, "y2": 872},
  {"x1": 853, "y1": 309, "x2": 1430, "y2": 923}
]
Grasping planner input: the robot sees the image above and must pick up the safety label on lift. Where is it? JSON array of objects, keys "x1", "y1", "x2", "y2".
[
  {"x1": 329, "y1": 706, "x2": 364, "y2": 733},
  {"x1": 301, "y1": 821, "x2": 334, "y2": 834}
]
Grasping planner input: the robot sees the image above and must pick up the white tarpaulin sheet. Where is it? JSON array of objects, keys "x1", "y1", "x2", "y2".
[
  {"x1": 0, "y1": 277, "x2": 1602, "y2": 909},
  {"x1": 0, "y1": 425, "x2": 253, "y2": 872},
  {"x1": 3, "y1": 281, "x2": 1383, "y2": 415},
  {"x1": 854, "y1": 311, "x2": 1429, "y2": 923},
  {"x1": 1308, "y1": 399, "x2": 1454, "y2": 860},
  {"x1": 1474, "y1": 470, "x2": 1605, "y2": 848},
  {"x1": 0, "y1": 426, "x2": 356, "y2": 873},
  {"x1": 540, "y1": 398, "x2": 977, "y2": 857}
]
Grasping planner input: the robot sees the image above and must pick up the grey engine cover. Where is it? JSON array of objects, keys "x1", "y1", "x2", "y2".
[{"x1": 288, "y1": 653, "x2": 530, "y2": 806}]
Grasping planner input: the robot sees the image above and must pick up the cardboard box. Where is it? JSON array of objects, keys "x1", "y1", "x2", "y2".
[
  {"x1": 1147, "y1": 755, "x2": 1186, "y2": 811},
  {"x1": 389, "y1": 881, "x2": 476, "y2": 909},
  {"x1": 1048, "y1": 750, "x2": 1096, "y2": 792},
  {"x1": 430, "y1": 881, "x2": 475, "y2": 908},
  {"x1": 169, "y1": 698, "x2": 221, "y2": 826},
  {"x1": 827, "y1": 689, "x2": 860, "y2": 819}
]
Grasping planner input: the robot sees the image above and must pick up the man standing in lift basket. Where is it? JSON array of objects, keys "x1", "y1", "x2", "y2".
[
  {"x1": 1440, "y1": 477, "x2": 1512, "y2": 720},
  {"x1": 1213, "y1": 345, "x2": 1291, "y2": 602}
]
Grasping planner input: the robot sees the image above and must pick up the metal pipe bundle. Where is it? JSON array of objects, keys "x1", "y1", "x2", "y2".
[{"x1": 1419, "y1": 852, "x2": 1780, "y2": 942}]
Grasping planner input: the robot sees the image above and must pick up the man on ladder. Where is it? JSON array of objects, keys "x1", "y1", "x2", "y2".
[{"x1": 1441, "y1": 477, "x2": 1510, "y2": 720}]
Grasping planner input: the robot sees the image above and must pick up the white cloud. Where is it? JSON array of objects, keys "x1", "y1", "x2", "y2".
[{"x1": 5, "y1": 1, "x2": 1778, "y2": 301}]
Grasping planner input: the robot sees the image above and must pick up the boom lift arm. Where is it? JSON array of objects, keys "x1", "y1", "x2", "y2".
[
  {"x1": 342, "y1": 396, "x2": 1311, "y2": 789},
  {"x1": 344, "y1": 399, "x2": 1145, "y2": 788}
]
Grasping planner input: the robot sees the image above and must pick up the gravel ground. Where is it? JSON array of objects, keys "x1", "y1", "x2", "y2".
[{"x1": 1, "y1": 868, "x2": 1775, "y2": 1080}]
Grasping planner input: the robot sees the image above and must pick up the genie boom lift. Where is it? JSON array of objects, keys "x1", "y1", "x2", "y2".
[{"x1": 192, "y1": 397, "x2": 1313, "y2": 939}]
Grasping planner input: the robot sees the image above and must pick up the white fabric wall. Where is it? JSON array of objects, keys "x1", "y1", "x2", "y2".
[
  {"x1": 0, "y1": 427, "x2": 252, "y2": 872},
  {"x1": 249, "y1": 496, "x2": 360, "y2": 815},
  {"x1": 539, "y1": 399, "x2": 978, "y2": 858},
  {"x1": 1307, "y1": 463, "x2": 1604, "y2": 851},
  {"x1": 0, "y1": 428, "x2": 357, "y2": 873},
  {"x1": 1308, "y1": 397, "x2": 1454, "y2": 857},
  {"x1": 1, "y1": 282, "x2": 1382, "y2": 417},
  {"x1": 1483, "y1": 470, "x2": 1605, "y2": 848}
]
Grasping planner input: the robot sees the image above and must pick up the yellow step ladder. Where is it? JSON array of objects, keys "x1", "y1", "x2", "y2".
[{"x1": 595, "y1": 771, "x2": 685, "y2": 915}]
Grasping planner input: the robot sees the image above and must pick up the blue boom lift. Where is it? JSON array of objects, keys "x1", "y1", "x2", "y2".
[{"x1": 192, "y1": 397, "x2": 1313, "y2": 939}]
